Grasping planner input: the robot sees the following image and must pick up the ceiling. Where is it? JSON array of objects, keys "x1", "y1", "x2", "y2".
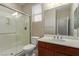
[
  {"x1": 56, "y1": 4, "x2": 71, "y2": 12},
  {"x1": 15, "y1": 3, "x2": 38, "y2": 7}
]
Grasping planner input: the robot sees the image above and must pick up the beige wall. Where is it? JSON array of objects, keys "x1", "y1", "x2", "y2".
[{"x1": 32, "y1": 22, "x2": 43, "y2": 37}]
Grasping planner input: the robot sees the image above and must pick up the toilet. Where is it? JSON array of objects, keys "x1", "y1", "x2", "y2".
[{"x1": 23, "y1": 36, "x2": 39, "y2": 56}]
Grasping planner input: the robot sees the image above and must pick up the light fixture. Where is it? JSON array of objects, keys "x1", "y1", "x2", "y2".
[{"x1": 12, "y1": 12, "x2": 18, "y2": 16}]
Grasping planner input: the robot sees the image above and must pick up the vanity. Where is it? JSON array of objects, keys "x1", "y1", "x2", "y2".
[
  {"x1": 37, "y1": 36, "x2": 79, "y2": 56},
  {"x1": 38, "y1": 41, "x2": 79, "y2": 56}
]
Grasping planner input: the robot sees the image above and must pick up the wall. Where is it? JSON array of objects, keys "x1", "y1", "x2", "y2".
[{"x1": 32, "y1": 22, "x2": 43, "y2": 37}]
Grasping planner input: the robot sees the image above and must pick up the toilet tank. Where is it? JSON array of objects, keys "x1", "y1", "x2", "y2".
[{"x1": 31, "y1": 36, "x2": 40, "y2": 45}]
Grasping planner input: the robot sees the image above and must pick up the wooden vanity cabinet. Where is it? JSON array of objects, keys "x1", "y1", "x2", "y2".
[
  {"x1": 38, "y1": 47, "x2": 52, "y2": 56},
  {"x1": 38, "y1": 41, "x2": 55, "y2": 56},
  {"x1": 38, "y1": 41, "x2": 79, "y2": 56},
  {"x1": 54, "y1": 51, "x2": 68, "y2": 56}
]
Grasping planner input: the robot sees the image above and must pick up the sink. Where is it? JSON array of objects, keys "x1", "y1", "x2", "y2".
[
  {"x1": 42, "y1": 37, "x2": 66, "y2": 43},
  {"x1": 48, "y1": 38, "x2": 66, "y2": 42}
]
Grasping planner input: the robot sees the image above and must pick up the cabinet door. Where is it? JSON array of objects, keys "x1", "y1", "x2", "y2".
[
  {"x1": 38, "y1": 41, "x2": 55, "y2": 56},
  {"x1": 38, "y1": 47, "x2": 51, "y2": 56}
]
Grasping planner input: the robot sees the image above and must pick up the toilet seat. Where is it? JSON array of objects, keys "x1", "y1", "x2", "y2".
[{"x1": 23, "y1": 44, "x2": 36, "y2": 51}]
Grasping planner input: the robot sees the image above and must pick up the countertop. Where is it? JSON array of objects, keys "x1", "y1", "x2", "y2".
[{"x1": 38, "y1": 36, "x2": 79, "y2": 49}]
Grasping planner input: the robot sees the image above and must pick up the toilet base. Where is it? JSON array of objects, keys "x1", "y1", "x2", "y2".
[{"x1": 24, "y1": 47, "x2": 37, "y2": 56}]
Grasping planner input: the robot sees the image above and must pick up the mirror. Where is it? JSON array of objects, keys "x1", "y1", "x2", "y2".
[
  {"x1": 74, "y1": 4, "x2": 79, "y2": 37},
  {"x1": 43, "y1": 3, "x2": 79, "y2": 37},
  {"x1": 44, "y1": 4, "x2": 72, "y2": 36},
  {"x1": 56, "y1": 5, "x2": 70, "y2": 35}
]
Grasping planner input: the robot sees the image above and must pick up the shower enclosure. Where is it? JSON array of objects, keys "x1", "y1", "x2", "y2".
[{"x1": 0, "y1": 4, "x2": 30, "y2": 55}]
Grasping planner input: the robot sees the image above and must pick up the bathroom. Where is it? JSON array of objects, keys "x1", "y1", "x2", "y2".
[{"x1": 0, "y1": 3, "x2": 79, "y2": 56}]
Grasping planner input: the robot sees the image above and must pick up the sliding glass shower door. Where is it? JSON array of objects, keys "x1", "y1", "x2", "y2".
[
  {"x1": 15, "y1": 12, "x2": 30, "y2": 54},
  {"x1": 0, "y1": 5, "x2": 30, "y2": 55}
]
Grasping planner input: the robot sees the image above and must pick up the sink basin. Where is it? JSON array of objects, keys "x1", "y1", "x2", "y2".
[
  {"x1": 42, "y1": 37, "x2": 66, "y2": 43},
  {"x1": 48, "y1": 39, "x2": 66, "y2": 42}
]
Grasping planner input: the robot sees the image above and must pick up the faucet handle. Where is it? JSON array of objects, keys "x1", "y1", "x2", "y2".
[
  {"x1": 60, "y1": 36, "x2": 62, "y2": 39},
  {"x1": 54, "y1": 36, "x2": 55, "y2": 39},
  {"x1": 57, "y1": 36, "x2": 59, "y2": 39}
]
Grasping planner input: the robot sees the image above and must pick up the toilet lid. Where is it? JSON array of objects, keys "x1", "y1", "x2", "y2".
[{"x1": 23, "y1": 44, "x2": 36, "y2": 50}]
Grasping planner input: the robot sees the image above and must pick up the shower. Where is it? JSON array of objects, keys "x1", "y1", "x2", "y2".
[{"x1": 0, "y1": 4, "x2": 30, "y2": 56}]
